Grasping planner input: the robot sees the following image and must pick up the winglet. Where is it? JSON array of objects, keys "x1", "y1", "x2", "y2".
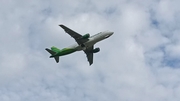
[{"x1": 59, "y1": 24, "x2": 65, "y2": 29}]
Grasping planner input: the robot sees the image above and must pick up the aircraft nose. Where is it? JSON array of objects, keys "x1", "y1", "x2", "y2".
[
  {"x1": 104, "y1": 31, "x2": 114, "y2": 38},
  {"x1": 109, "y1": 32, "x2": 114, "y2": 36}
]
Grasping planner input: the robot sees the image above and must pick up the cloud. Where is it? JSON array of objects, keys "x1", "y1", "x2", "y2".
[{"x1": 1, "y1": 0, "x2": 180, "y2": 101}]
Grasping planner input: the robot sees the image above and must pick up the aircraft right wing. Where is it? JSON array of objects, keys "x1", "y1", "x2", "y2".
[
  {"x1": 84, "y1": 46, "x2": 94, "y2": 65},
  {"x1": 59, "y1": 25, "x2": 89, "y2": 45}
]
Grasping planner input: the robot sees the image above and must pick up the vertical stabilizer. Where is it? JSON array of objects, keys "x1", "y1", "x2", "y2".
[{"x1": 51, "y1": 46, "x2": 61, "y2": 53}]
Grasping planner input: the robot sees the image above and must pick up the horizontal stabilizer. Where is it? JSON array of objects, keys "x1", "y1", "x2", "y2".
[
  {"x1": 46, "y1": 48, "x2": 60, "y2": 63},
  {"x1": 45, "y1": 48, "x2": 56, "y2": 55},
  {"x1": 54, "y1": 56, "x2": 59, "y2": 63}
]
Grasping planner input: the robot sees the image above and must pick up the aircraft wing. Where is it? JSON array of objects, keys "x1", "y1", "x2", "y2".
[
  {"x1": 59, "y1": 24, "x2": 89, "y2": 45},
  {"x1": 84, "y1": 46, "x2": 94, "y2": 65}
]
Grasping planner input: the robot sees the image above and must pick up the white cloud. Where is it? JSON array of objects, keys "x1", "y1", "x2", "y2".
[{"x1": 0, "y1": 0, "x2": 180, "y2": 101}]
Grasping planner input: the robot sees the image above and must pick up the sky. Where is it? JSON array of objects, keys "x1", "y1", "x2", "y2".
[{"x1": 0, "y1": 0, "x2": 180, "y2": 101}]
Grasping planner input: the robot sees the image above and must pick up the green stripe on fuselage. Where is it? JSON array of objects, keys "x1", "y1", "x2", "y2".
[{"x1": 52, "y1": 48, "x2": 76, "y2": 57}]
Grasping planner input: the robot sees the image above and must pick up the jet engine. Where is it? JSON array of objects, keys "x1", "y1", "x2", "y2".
[
  {"x1": 82, "y1": 33, "x2": 90, "y2": 39},
  {"x1": 91, "y1": 48, "x2": 100, "y2": 53}
]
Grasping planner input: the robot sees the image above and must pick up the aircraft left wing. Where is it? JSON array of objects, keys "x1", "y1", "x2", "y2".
[
  {"x1": 84, "y1": 46, "x2": 94, "y2": 65},
  {"x1": 59, "y1": 25, "x2": 89, "y2": 45}
]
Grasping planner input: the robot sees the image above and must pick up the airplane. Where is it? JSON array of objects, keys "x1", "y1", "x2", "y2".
[{"x1": 45, "y1": 24, "x2": 113, "y2": 65}]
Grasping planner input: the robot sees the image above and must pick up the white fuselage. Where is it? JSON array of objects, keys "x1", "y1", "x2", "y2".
[{"x1": 68, "y1": 31, "x2": 114, "y2": 51}]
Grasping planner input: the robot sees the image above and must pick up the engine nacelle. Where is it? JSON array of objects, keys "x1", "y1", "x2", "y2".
[
  {"x1": 82, "y1": 34, "x2": 90, "y2": 39},
  {"x1": 91, "y1": 48, "x2": 100, "y2": 53}
]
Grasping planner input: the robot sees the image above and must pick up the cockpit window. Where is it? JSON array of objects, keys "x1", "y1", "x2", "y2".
[{"x1": 105, "y1": 35, "x2": 110, "y2": 38}]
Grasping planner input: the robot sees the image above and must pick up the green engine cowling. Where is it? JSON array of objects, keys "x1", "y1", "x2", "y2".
[
  {"x1": 82, "y1": 34, "x2": 90, "y2": 39},
  {"x1": 91, "y1": 48, "x2": 100, "y2": 53}
]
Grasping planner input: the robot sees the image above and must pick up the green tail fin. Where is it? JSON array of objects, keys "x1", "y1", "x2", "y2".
[
  {"x1": 51, "y1": 46, "x2": 61, "y2": 53},
  {"x1": 45, "y1": 48, "x2": 60, "y2": 63}
]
